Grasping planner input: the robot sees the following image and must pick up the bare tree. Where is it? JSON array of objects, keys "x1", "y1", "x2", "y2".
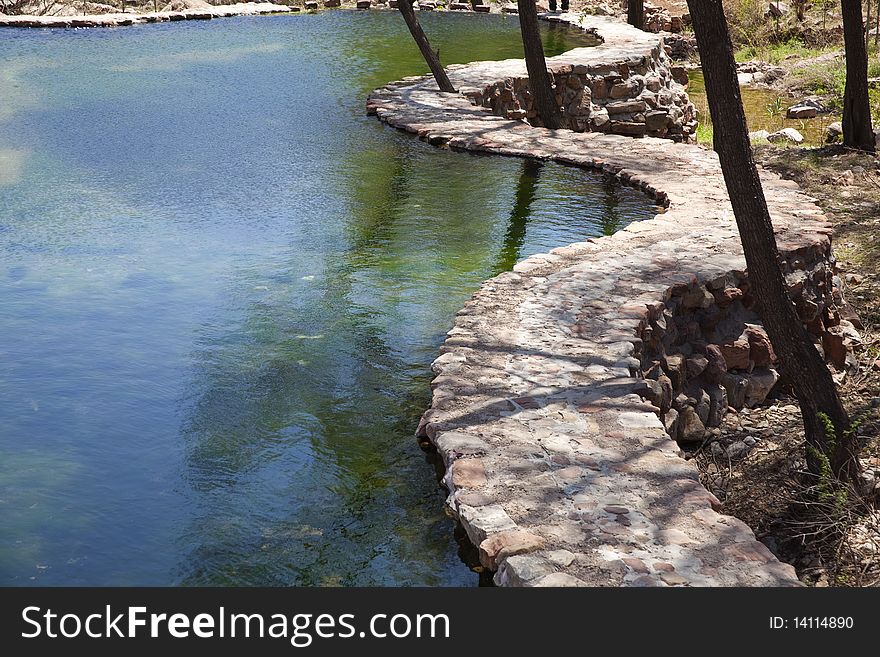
[
  {"x1": 841, "y1": 0, "x2": 876, "y2": 152},
  {"x1": 685, "y1": 0, "x2": 860, "y2": 483},
  {"x1": 398, "y1": 0, "x2": 456, "y2": 93},
  {"x1": 627, "y1": 0, "x2": 644, "y2": 28},
  {"x1": 517, "y1": 0, "x2": 562, "y2": 129}
]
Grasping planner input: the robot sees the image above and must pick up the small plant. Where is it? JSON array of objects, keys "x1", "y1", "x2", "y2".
[
  {"x1": 695, "y1": 121, "x2": 713, "y2": 145},
  {"x1": 766, "y1": 96, "x2": 784, "y2": 128}
]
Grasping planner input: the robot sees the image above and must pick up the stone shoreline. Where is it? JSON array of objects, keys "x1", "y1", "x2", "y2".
[
  {"x1": 0, "y1": 1, "x2": 518, "y2": 29},
  {"x1": 0, "y1": 2, "x2": 295, "y2": 28},
  {"x1": 365, "y1": 14, "x2": 834, "y2": 586}
]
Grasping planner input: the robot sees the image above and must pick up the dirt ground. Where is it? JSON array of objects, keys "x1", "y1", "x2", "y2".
[{"x1": 691, "y1": 146, "x2": 880, "y2": 587}]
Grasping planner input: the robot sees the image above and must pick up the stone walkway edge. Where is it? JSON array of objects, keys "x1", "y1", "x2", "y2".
[{"x1": 366, "y1": 14, "x2": 818, "y2": 586}]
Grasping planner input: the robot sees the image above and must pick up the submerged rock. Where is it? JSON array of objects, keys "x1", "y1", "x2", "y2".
[
  {"x1": 767, "y1": 127, "x2": 804, "y2": 144},
  {"x1": 825, "y1": 121, "x2": 843, "y2": 143},
  {"x1": 786, "y1": 104, "x2": 817, "y2": 119}
]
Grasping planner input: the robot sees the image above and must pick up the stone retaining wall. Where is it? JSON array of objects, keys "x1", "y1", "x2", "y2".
[
  {"x1": 365, "y1": 14, "x2": 841, "y2": 586},
  {"x1": 637, "y1": 239, "x2": 859, "y2": 448},
  {"x1": 458, "y1": 14, "x2": 696, "y2": 140}
]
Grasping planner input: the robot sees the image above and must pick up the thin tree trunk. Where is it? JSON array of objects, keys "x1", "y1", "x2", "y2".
[
  {"x1": 875, "y1": 0, "x2": 879, "y2": 48},
  {"x1": 685, "y1": 0, "x2": 859, "y2": 483},
  {"x1": 842, "y1": 0, "x2": 876, "y2": 151},
  {"x1": 867, "y1": 0, "x2": 872, "y2": 53},
  {"x1": 517, "y1": 0, "x2": 562, "y2": 129},
  {"x1": 627, "y1": 0, "x2": 644, "y2": 29},
  {"x1": 398, "y1": 0, "x2": 456, "y2": 93}
]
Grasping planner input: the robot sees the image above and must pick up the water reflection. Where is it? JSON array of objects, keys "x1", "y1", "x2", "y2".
[{"x1": 495, "y1": 158, "x2": 544, "y2": 274}]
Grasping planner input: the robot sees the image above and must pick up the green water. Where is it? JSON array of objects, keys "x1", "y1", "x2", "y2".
[
  {"x1": 688, "y1": 70, "x2": 836, "y2": 146},
  {"x1": 0, "y1": 11, "x2": 655, "y2": 586}
]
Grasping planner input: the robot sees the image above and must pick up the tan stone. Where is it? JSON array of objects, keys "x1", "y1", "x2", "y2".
[
  {"x1": 479, "y1": 530, "x2": 546, "y2": 569},
  {"x1": 451, "y1": 459, "x2": 487, "y2": 489}
]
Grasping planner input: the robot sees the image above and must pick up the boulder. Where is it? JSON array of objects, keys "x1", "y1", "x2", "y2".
[
  {"x1": 799, "y1": 97, "x2": 829, "y2": 113},
  {"x1": 744, "y1": 368, "x2": 779, "y2": 407},
  {"x1": 726, "y1": 440, "x2": 750, "y2": 460},
  {"x1": 707, "y1": 385, "x2": 728, "y2": 427},
  {"x1": 645, "y1": 110, "x2": 670, "y2": 132},
  {"x1": 749, "y1": 129, "x2": 770, "y2": 142},
  {"x1": 767, "y1": 127, "x2": 804, "y2": 144},
  {"x1": 695, "y1": 388, "x2": 711, "y2": 425},
  {"x1": 501, "y1": 2, "x2": 518, "y2": 12},
  {"x1": 825, "y1": 121, "x2": 843, "y2": 143},
  {"x1": 685, "y1": 354, "x2": 708, "y2": 379},
  {"x1": 670, "y1": 66, "x2": 689, "y2": 86},
  {"x1": 721, "y1": 372, "x2": 749, "y2": 409},
  {"x1": 657, "y1": 375, "x2": 674, "y2": 414},
  {"x1": 662, "y1": 354, "x2": 686, "y2": 390},
  {"x1": 606, "y1": 99, "x2": 647, "y2": 115},
  {"x1": 704, "y1": 344, "x2": 727, "y2": 384},
  {"x1": 682, "y1": 283, "x2": 714, "y2": 309},
  {"x1": 745, "y1": 324, "x2": 776, "y2": 367},
  {"x1": 678, "y1": 406, "x2": 706, "y2": 443},
  {"x1": 767, "y1": 1, "x2": 788, "y2": 17},
  {"x1": 719, "y1": 336, "x2": 751, "y2": 371},
  {"x1": 663, "y1": 408, "x2": 680, "y2": 439},
  {"x1": 822, "y1": 325, "x2": 848, "y2": 368},
  {"x1": 786, "y1": 104, "x2": 817, "y2": 119}
]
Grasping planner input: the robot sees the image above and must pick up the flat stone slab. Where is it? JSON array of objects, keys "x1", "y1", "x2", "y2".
[{"x1": 369, "y1": 14, "x2": 809, "y2": 587}]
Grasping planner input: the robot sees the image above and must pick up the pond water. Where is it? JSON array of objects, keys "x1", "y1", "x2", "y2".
[
  {"x1": 688, "y1": 70, "x2": 836, "y2": 146},
  {"x1": 0, "y1": 11, "x2": 656, "y2": 586}
]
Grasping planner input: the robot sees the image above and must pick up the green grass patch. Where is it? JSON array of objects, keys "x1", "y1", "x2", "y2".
[
  {"x1": 695, "y1": 121, "x2": 713, "y2": 146},
  {"x1": 735, "y1": 38, "x2": 833, "y2": 65}
]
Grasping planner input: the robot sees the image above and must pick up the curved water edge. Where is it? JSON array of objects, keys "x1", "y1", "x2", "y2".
[
  {"x1": 370, "y1": 14, "x2": 840, "y2": 586},
  {"x1": 0, "y1": 12, "x2": 657, "y2": 585}
]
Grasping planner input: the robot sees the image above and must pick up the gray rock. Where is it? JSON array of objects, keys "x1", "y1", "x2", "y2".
[
  {"x1": 704, "y1": 344, "x2": 727, "y2": 384},
  {"x1": 767, "y1": 127, "x2": 804, "y2": 144},
  {"x1": 679, "y1": 406, "x2": 706, "y2": 443},
  {"x1": 685, "y1": 355, "x2": 708, "y2": 379},
  {"x1": 662, "y1": 354, "x2": 686, "y2": 389},
  {"x1": 721, "y1": 372, "x2": 750, "y2": 409},
  {"x1": 707, "y1": 384, "x2": 728, "y2": 427},
  {"x1": 744, "y1": 368, "x2": 780, "y2": 407},
  {"x1": 725, "y1": 440, "x2": 750, "y2": 460},
  {"x1": 673, "y1": 393, "x2": 690, "y2": 412},
  {"x1": 663, "y1": 408, "x2": 680, "y2": 439},
  {"x1": 634, "y1": 379, "x2": 663, "y2": 406},
  {"x1": 695, "y1": 388, "x2": 711, "y2": 425},
  {"x1": 825, "y1": 121, "x2": 843, "y2": 143},
  {"x1": 749, "y1": 129, "x2": 771, "y2": 141}
]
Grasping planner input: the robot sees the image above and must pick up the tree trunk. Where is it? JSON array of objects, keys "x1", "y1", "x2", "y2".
[
  {"x1": 841, "y1": 0, "x2": 876, "y2": 152},
  {"x1": 875, "y1": 0, "x2": 879, "y2": 48},
  {"x1": 517, "y1": 0, "x2": 562, "y2": 129},
  {"x1": 685, "y1": 0, "x2": 860, "y2": 484},
  {"x1": 868, "y1": 0, "x2": 873, "y2": 53},
  {"x1": 398, "y1": 0, "x2": 456, "y2": 93},
  {"x1": 627, "y1": 0, "x2": 644, "y2": 29}
]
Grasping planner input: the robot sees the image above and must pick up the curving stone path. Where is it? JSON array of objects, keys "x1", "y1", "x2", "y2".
[
  {"x1": 0, "y1": 3, "x2": 295, "y2": 29},
  {"x1": 366, "y1": 15, "x2": 823, "y2": 586}
]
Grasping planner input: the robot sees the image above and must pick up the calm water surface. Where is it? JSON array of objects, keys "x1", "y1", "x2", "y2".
[{"x1": 0, "y1": 12, "x2": 656, "y2": 585}]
